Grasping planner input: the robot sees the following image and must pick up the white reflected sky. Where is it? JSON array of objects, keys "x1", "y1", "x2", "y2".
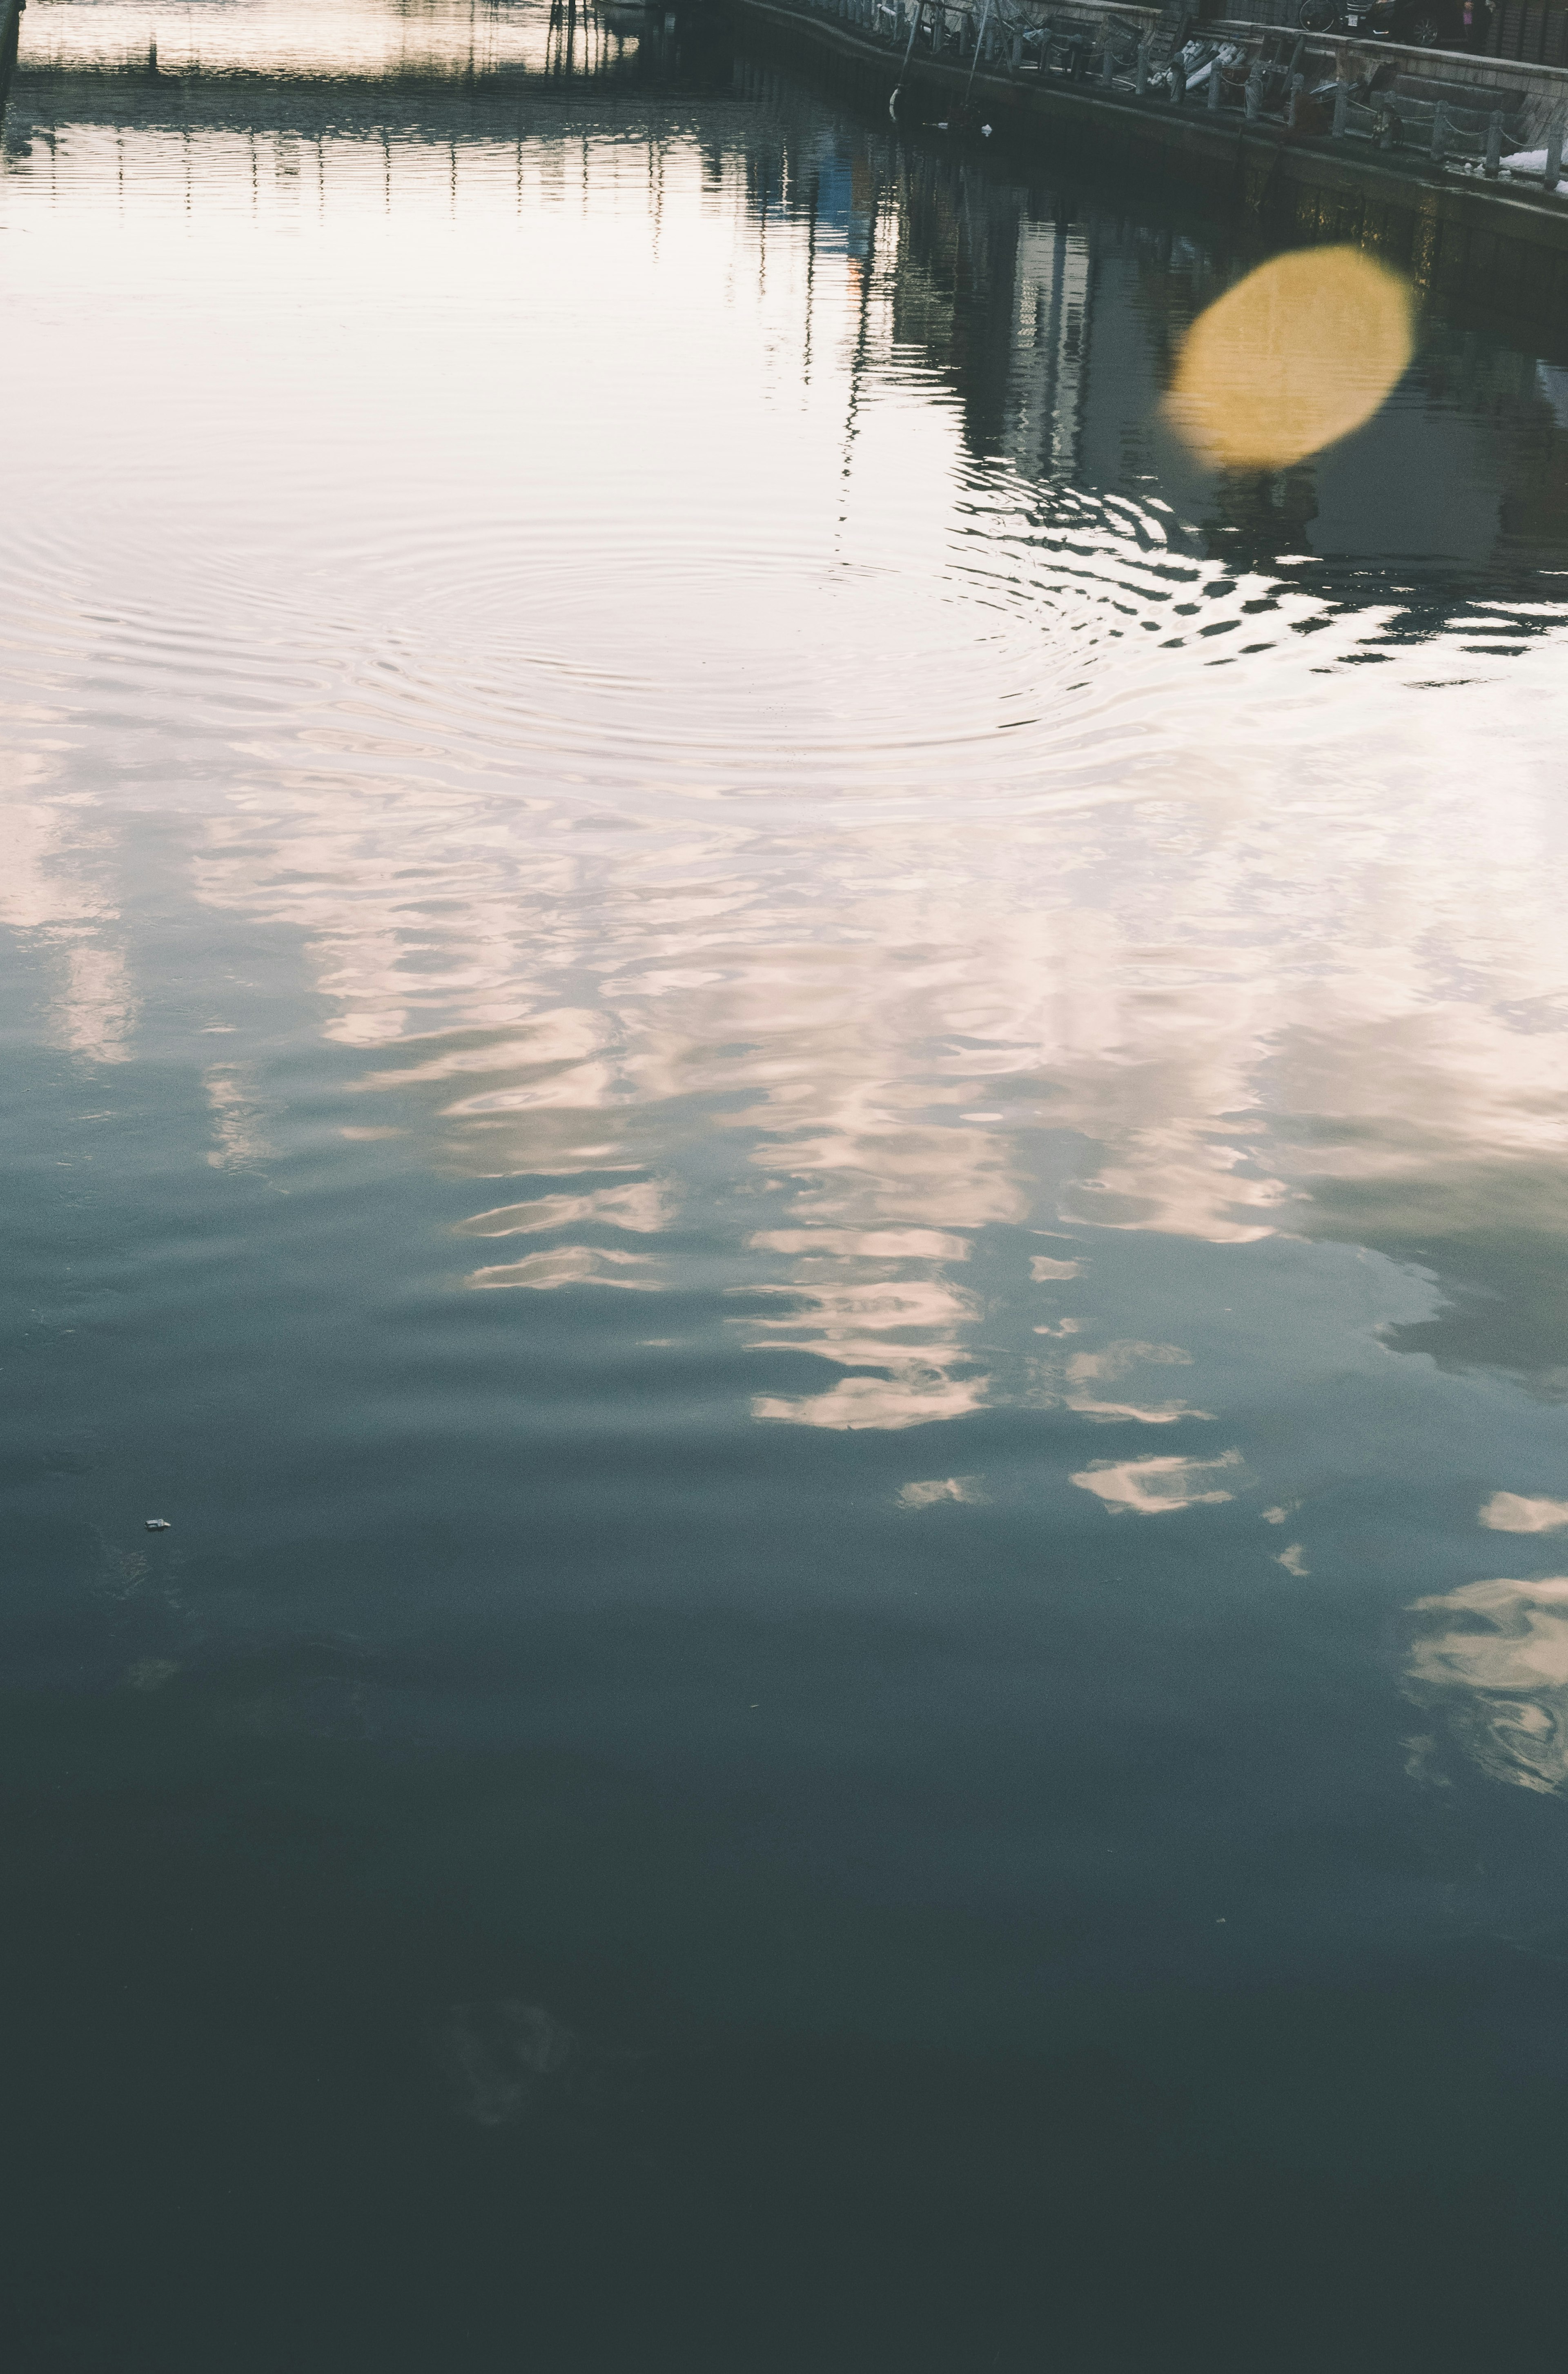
[
  {"x1": 1409, "y1": 1577, "x2": 1568, "y2": 1796},
  {"x1": 19, "y1": 0, "x2": 626, "y2": 77},
  {"x1": 4, "y1": 0, "x2": 1568, "y2": 1452}
]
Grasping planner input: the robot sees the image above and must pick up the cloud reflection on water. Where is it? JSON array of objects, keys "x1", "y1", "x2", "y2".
[
  {"x1": 1479, "y1": 1492, "x2": 1568, "y2": 1535},
  {"x1": 0, "y1": 760, "x2": 136, "y2": 1064},
  {"x1": 1062, "y1": 1343, "x2": 1212, "y2": 1427},
  {"x1": 1071, "y1": 1450, "x2": 1245, "y2": 1517},
  {"x1": 4, "y1": 0, "x2": 1568, "y2": 1425},
  {"x1": 1408, "y1": 1577, "x2": 1568, "y2": 1795}
]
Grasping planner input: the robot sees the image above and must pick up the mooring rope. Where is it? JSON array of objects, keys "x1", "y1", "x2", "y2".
[
  {"x1": 889, "y1": 1, "x2": 922, "y2": 121},
  {"x1": 891, "y1": 0, "x2": 1002, "y2": 125},
  {"x1": 964, "y1": 0, "x2": 995, "y2": 101}
]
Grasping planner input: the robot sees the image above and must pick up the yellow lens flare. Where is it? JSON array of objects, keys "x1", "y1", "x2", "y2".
[{"x1": 1163, "y1": 245, "x2": 1416, "y2": 471}]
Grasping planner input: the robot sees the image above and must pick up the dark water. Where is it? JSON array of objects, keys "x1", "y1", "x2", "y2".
[{"x1": 5, "y1": 4, "x2": 1568, "y2": 2366}]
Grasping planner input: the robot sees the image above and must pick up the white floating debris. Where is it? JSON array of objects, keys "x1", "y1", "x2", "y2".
[{"x1": 145, "y1": 1518, "x2": 172, "y2": 1532}]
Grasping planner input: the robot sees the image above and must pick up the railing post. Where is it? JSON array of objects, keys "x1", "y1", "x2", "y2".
[
  {"x1": 1010, "y1": 30, "x2": 1022, "y2": 67},
  {"x1": 1136, "y1": 37, "x2": 1149, "y2": 97},
  {"x1": 1207, "y1": 57, "x2": 1221, "y2": 110},
  {"x1": 1547, "y1": 114, "x2": 1564, "y2": 188},
  {"x1": 1102, "y1": 38, "x2": 1114, "y2": 87},
  {"x1": 1245, "y1": 65, "x2": 1262, "y2": 120},
  {"x1": 1286, "y1": 71, "x2": 1303, "y2": 129},
  {"x1": 1332, "y1": 79, "x2": 1348, "y2": 136},
  {"x1": 1485, "y1": 108, "x2": 1502, "y2": 176},
  {"x1": 1169, "y1": 56, "x2": 1187, "y2": 104}
]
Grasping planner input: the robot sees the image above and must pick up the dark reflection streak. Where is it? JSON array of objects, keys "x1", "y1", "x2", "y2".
[
  {"x1": 1040, "y1": 220, "x2": 1067, "y2": 481},
  {"x1": 1074, "y1": 230, "x2": 1097, "y2": 489},
  {"x1": 837, "y1": 174, "x2": 879, "y2": 530},
  {"x1": 802, "y1": 166, "x2": 817, "y2": 388}
]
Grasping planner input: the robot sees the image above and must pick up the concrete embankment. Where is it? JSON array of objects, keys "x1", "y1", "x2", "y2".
[{"x1": 733, "y1": 0, "x2": 1568, "y2": 319}]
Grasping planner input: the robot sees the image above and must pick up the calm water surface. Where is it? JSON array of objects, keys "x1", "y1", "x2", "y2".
[{"x1": 5, "y1": 4, "x2": 1568, "y2": 2365}]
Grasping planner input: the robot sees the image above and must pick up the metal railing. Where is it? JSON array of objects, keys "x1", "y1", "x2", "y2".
[{"x1": 779, "y1": 0, "x2": 1566, "y2": 187}]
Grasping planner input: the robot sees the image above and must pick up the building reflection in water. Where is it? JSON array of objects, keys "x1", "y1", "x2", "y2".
[{"x1": 5, "y1": 0, "x2": 1568, "y2": 1460}]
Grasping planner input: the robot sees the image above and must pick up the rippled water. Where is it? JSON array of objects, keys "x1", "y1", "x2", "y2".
[{"x1": 6, "y1": 4, "x2": 1568, "y2": 2366}]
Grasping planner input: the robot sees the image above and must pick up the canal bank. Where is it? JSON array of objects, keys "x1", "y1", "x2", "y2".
[{"x1": 732, "y1": 0, "x2": 1568, "y2": 313}]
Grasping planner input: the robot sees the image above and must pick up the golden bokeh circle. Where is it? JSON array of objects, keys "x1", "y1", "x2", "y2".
[{"x1": 1164, "y1": 245, "x2": 1416, "y2": 471}]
